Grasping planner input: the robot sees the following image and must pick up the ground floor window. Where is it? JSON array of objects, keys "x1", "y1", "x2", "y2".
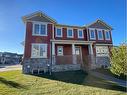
[
  {"x1": 31, "y1": 43, "x2": 47, "y2": 58},
  {"x1": 57, "y1": 46, "x2": 63, "y2": 56},
  {"x1": 96, "y1": 46, "x2": 109, "y2": 56}
]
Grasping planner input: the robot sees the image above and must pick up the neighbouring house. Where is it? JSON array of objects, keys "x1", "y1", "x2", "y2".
[
  {"x1": 22, "y1": 11, "x2": 113, "y2": 74},
  {"x1": 0, "y1": 52, "x2": 23, "y2": 64}
]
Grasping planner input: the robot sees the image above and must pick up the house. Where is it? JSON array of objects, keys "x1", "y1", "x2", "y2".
[
  {"x1": 22, "y1": 11, "x2": 113, "y2": 74},
  {"x1": 0, "y1": 52, "x2": 23, "y2": 64}
]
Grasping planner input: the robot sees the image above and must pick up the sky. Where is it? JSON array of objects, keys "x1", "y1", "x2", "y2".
[{"x1": 0, "y1": 0, "x2": 126, "y2": 54}]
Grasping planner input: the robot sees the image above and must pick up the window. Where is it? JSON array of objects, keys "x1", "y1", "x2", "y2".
[
  {"x1": 89, "y1": 29, "x2": 96, "y2": 39},
  {"x1": 56, "y1": 27, "x2": 62, "y2": 37},
  {"x1": 67, "y1": 28, "x2": 73, "y2": 38},
  {"x1": 34, "y1": 24, "x2": 39, "y2": 34},
  {"x1": 96, "y1": 46, "x2": 109, "y2": 56},
  {"x1": 40, "y1": 24, "x2": 46, "y2": 35},
  {"x1": 105, "y1": 31, "x2": 110, "y2": 40},
  {"x1": 31, "y1": 44, "x2": 47, "y2": 58},
  {"x1": 78, "y1": 29, "x2": 84, "y2": 38},
  {"x1": 97, "y1": 29, "x2": 103, "y2": 40},
  {"x1": 57, "y1": 46, "x2": 63, "y2": 56},
  {"x1": 33, "y1": 22, "x2": 47, "y2": 36}
]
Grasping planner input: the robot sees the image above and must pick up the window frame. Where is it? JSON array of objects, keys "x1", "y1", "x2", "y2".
[
  {"x1": 96, "y1": 46, "x2": 109, "y2": 57},
  {"x1": 89, "y1": 28, "x2": 96, "y2": 40},
  {"x1": 57, "y1": 46, "x2": 63, "y2": 56},
  {"x1": 32, "y1": 22, "x2": 47, "y2": 36},
  {"x1": 97, "y1": 29, "x2": 104, "y2": 40},
  {"x1": 67, "y1": 28, "x2": 74, "y2": 38},
  {"x1": 55, "y1": 27, "x2": 63, "y2": 37},
  {"x1": 31, "y1": 43, "x2": 47, "y2": 58},
  {"x1": 78, "y1": 29, "x2": 84, "y2": 38},
  {"x1": 105, "y1": 30, "x2": 111, "y2": 40}
]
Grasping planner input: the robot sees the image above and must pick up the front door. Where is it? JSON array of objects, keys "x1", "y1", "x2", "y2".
[{"x1": 75, "y1": 47, "x2": 82, "y2": 64}]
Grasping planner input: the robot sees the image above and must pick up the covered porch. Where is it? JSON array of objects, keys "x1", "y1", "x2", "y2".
[{"x1": 51, "y1": 40, "x2": 95, "y2": 66}]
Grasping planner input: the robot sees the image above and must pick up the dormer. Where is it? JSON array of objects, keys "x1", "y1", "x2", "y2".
[
  {"x1": 22, "y1": 11, "x2": 57, "y2": 37},
  {"x1": 86, "y1": 19, "x2": 113, "y2": 42}
]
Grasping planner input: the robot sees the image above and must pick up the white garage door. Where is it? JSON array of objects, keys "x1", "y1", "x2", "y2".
[{"x1": 96, "y1": 46, "x2": 109, "y2": 57}]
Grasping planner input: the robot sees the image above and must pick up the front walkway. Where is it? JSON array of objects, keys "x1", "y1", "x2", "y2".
[{"x1": 90, "y1": 71, "x2": 127, "y2": 88}]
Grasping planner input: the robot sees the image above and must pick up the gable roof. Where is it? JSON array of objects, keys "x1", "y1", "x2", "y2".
[
  {"x1": 85, "y1": 19, "x2": 113, "y2": 30},
  {"x1": 22, "y1": 11, "x2": 113, "y2": 30},
  {"x1": 22, "y1": 11, "x2": 57, "y2": 23}
]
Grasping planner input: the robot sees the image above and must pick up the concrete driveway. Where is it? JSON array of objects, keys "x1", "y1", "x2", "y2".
[
  {"x1": 0, "y1": 64, "x2": 22, "y2": 72},
  {"x1": 90, "y1": 71, "x2": 127, "y2": 88}
]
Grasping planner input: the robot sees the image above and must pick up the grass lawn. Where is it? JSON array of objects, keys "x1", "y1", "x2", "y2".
[{"x1": 0, "y1": 70, "x2": 126, "y2": 95}]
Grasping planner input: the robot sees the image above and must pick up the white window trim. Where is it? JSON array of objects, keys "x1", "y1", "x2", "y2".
[
  {"x1": 67, "y1": 28, "x2": 74, "y2": 38},
  {"x1": 96, "y1": 46, "x2": 109, "y2": 57},
  {"x1": 32, "y1": 22, "x2": 47, "y2": 36},
  {"x1": 31, "y1": 43, "x2": 47, "y2": 58},
  {"x1": 57, "y1": 46, "x2": 63, "y2": 56},
  {"x1": 97, "y1": 29, "x2": 104, "y2": 40},
  {"x1": 105, "y1": 30, "x2": 111, "y2": 40},
  {"x1": 55, "y1": 27, "x2": 63, "y2": 37},
  {"x1": 89, "y1": 28, "x2": 96, "y2": 40},
  {"x1": 78, "y1": 29, "x2": 84, "y2": 38}
]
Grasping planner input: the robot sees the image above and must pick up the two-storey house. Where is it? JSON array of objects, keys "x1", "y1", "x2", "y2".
[{"x1": 22, "y1": 11, "x2": 113, "y2": 74}]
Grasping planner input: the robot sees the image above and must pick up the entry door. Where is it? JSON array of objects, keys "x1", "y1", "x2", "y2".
[{"x1": 75, "y1": 47, "x2": 82, "y2": 64}]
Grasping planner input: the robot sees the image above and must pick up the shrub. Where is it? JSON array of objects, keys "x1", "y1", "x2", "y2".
[{"x1": 110, "y1": 44, "x2": 127, "y2": 76}]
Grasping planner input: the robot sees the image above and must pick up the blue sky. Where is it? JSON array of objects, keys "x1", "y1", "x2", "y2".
[{"x1": 0, "y1": 0, "x2": 126, "y2": 54}]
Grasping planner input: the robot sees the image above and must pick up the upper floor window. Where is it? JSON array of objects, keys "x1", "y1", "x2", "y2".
[
  {"x1": 89, "y1": 29, "x2": 96, "y2": 40},
  {"x1": 105, "y1": 31, "x2": 110, "y2": 40},
  {"x1": 97, "y1": 29, "x2": 103, "y2": 40},
  {"x1": 34, "y1": 24, "x2": 39, "y2": 34},
  {"x1": 67, "y1": 28, "x2": 73, "y2": 38},
  {"x1": 31, "y1": 43, "x2": 47, "y2": 58},
  {"x1": 78, "y1": 29, "x2": 84, "y2": 38},
  {"x1": 33, "y1": 22, "x2": 47, "y2": 36},
  {"x1": 56, "y1": 27, "x2": 62, "y2": 37}
]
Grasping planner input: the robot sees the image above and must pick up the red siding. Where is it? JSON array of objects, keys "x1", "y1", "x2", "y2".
[
  {"x1": 55, "y1": 44, "x2": 89, "y2": 64},
  {"x1": 95, "y1": 29, "x2": 98, "y2": 41},
  {"x1": 84, "y1": 29, "x2": 88, "y2": 41},
  {"x1": 24, "y1": 22, "x2": 53, "y2": 59},
  {"x1": 55, "y1": 44, "x2": 72, "y2": 64},
  {"x1": 24, "y1": 22, "x2": 32, "y2": 58},
  {"x1": 24, "y1": 21, "x2": 113, "y2": 60},
  {"x1": 82, "y1": 45, "x2": 89, "y2": 56},
  {"x1": 55, "y1": 44, "x2": 72, "y2": 55}
]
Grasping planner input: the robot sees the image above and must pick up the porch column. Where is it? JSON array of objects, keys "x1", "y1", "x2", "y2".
[
  {"x1": 72, "y1": 44, "x2": 75, "y2": 55},
  {"x1": 72, "y1": 44, "x2": 76, "y2": 64},
  {"x1": 52, "y1": 42, "x2": 55, "y2": 65},
  {"x1": 52, "y1": 42, "x2": 55, "y2": 55},
  {"x1": 89, "y1": 44, "x2": 93, "y2": 55},
  {"x1": 89, "y1": 44, "x2": 95, "y2": 68}
]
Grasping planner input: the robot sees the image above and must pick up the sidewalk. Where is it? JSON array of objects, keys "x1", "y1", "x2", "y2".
[
  {"x1": 0, "y1": 64, "x2": 22, "y2": 72},
  {"x1": 90, "y1": 71, "x2": 127, "y2": 88}
]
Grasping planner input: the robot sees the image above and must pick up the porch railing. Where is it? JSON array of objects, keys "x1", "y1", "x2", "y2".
[
  {"x1": 52, "y1": 55, "x2": 83, "y2": 65},
  {"x1": 52, "y1": 54, "x2": 110, "y2": 71}
]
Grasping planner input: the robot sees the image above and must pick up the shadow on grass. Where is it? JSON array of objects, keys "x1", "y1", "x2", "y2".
[
  {"x1": 0, "y1": 77, "x2": 27, "y2": 89},
  {"x1": 33, "y1": 70, "x2": 126, "y2": 92}
]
